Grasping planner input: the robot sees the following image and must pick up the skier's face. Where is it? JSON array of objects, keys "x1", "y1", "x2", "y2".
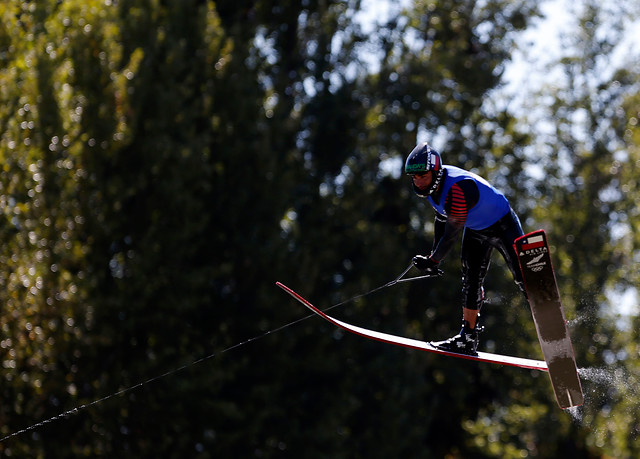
[{"x1": 411, "y1": 171, "x2": 433, "y2": 190}]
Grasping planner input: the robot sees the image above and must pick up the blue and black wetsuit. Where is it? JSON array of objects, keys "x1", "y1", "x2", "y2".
[{"x1": 427, "y1": 166, "x2": 525, "y2": 310}]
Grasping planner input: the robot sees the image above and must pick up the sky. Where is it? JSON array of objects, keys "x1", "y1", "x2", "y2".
[{"x1": 358, "y1": 0, "x2": 640, "y2": 116}]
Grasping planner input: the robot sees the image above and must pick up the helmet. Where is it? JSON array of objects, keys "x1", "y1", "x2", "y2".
[{"x1": 405, "y1": 143, "x2": 444, "y2": 196}]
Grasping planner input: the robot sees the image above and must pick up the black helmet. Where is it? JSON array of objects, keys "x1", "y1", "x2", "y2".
[{"x1": 405, "y1": 143, "x2": 444, "y2": 196}]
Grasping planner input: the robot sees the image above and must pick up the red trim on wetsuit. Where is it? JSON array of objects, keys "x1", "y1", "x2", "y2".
[{"x1": 447, "y1": 183, "x2": 469, "y2": 225}]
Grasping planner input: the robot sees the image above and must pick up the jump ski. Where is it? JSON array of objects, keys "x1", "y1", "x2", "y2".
[
  {"x1": 276, "y1": 282, "x2": 548, "y2": 372},
  {"x1": 515, "y1": 230, "x2": 584, "y2": 409}
]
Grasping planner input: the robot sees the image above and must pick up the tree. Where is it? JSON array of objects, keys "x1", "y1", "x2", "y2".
[
  {"x1": 4, "y1": 0, "x2": 637, "y2": 456},
  {"x1": 0, "y1": 0, "x2": 232, "y2": 456},
  {"x1": 497, "y1": 1, "x2": 640, "y2": 456}
]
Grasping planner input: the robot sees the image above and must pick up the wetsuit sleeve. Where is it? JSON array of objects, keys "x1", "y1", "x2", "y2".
[
  {"x1": 430, "y1": 179, "x2": 479, "y2": 262},
  {"x1": 431, "y1": 213, "x2": 446, "y2": 253}
]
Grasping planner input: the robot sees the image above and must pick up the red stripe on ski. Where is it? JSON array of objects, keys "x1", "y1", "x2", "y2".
[
  {"x1": 521, "y1": 241, "x2": 545, "y2": 250},
  {"x1": 276, "y1": 282, "x2": 548, "y2": 372}
]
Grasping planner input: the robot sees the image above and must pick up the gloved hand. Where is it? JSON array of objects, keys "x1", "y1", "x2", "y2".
[{"x1": 412, "y1": 255, "x2": 443, "y2": 276}]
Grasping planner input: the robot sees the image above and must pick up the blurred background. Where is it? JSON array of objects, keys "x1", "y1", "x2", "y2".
[{"x1": 0, "y1": 0, "x2": 639, "y2": 457}]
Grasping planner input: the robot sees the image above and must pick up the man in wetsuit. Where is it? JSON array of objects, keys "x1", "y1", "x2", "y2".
[{"x1": 405, "y1": 142, "x2": 526, "y2": 355}]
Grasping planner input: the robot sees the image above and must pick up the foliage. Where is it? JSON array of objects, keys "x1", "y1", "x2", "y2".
[{"x1": 0, "y1": 0, "x2": 637, "y2": 457}]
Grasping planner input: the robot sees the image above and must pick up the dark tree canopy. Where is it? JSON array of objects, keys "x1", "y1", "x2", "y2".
[{"x1": 0, "y1": 0, "x2": 638, "y2": 457}]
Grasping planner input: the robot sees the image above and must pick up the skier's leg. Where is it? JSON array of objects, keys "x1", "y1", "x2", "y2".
[
  {"x1": 461, "y1": 228, "x2": 493, "y2": 323},
  {"x1": 493, "y1": 208, "x2": 527, "y2": 298},
  {"x1": 431, "y1": 229, "x2": 492, "y2": 355}
]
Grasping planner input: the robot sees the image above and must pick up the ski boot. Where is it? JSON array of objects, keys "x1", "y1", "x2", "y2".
[{"x1": 431, "y1": 320, "x2": 483, "y2": 356}]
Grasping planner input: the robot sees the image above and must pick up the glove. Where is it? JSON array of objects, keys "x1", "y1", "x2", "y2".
[{"x1": 412, "y1": 255, "x2": 443, "y2": 276}]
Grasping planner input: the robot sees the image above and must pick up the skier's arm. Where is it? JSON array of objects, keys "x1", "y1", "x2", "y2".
[
  {"x1": 430, "y1": 180, "x2": 479, "y2": 262},
  {"x1": 430, "y1": 221, "x2": 463, "y2": 262},
  {"x1": 431, "y1": 213, "x2": 447, "y2": 253},
  {"x1": 413, "y1": 213, "x2": 448, "y2": 274}
]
